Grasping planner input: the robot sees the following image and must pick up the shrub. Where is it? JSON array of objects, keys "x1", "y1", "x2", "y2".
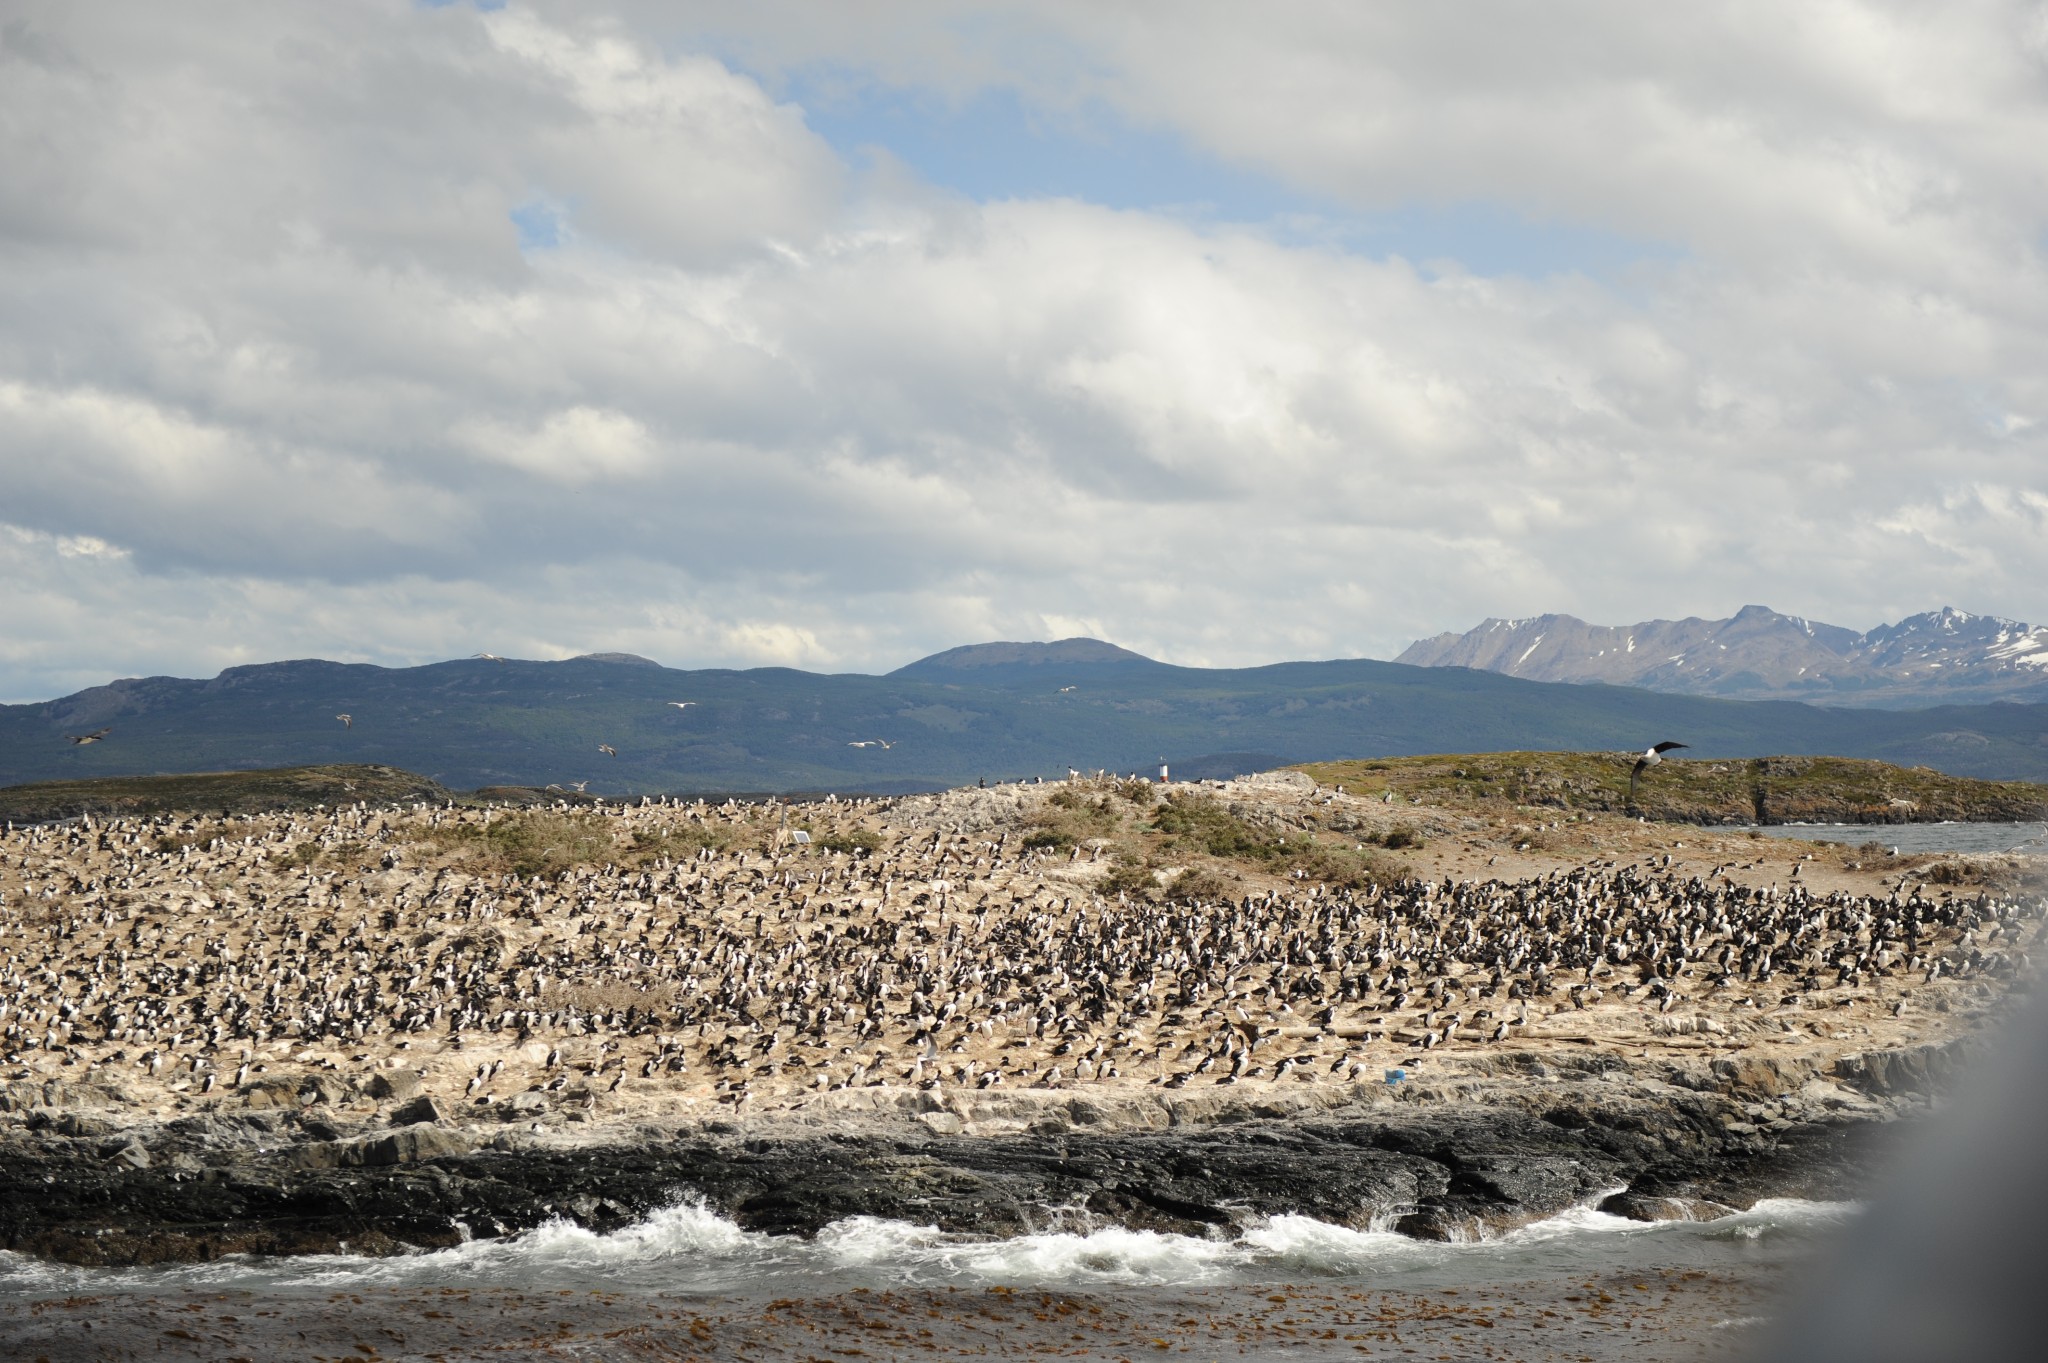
[
  {"x1": 409, "y1": 812, "x2": 616, "y2": 879},
  {"x1": 1151, "y1": 793, "x2": 1283, "y2": 861},
  {"x1": 628, "y1": 822, "x2": 731, "y2": 861},
  {"x1": 818, "y1": 827, "x2": 884, "y2": 856},
  {"x1": 1098, "y1": 852, "x2": 1160, "y2": 900},
  {"x1": 1282, "y1": 843, "x2": 1410, "y2": 892},
  {"x1": 1162, "y1": 867, "x2": 1238, "y2": 903},
  {"x1": 268, "y1": 840, "x2": 323, "y2": 870},
  {"x1": 1029, "y1": 789, "x2": 1123, "y2": 849}
]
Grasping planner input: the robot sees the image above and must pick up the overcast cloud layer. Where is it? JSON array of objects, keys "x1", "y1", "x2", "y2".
[{"x1": 2, "y1": 1, "x2": 2046, "y2": 701}]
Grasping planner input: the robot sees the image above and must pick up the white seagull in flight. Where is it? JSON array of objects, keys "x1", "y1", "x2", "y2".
[{"x1": 1630, "y1": 741, "x2": 1689, "y2": 799}]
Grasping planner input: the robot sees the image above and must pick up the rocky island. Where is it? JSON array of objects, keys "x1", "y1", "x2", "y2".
[{"x1": 0, "y1": 762, "x2": 2038, "y2": 1266}]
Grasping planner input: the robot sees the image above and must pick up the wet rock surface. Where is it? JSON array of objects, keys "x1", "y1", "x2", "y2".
[{"x1": 0, "y1": 1068, "x2": 1918, "y2": 1266}]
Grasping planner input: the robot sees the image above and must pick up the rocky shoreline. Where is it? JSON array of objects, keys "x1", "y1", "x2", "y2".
[{"x1": 0, "y1": 1040, "x2": 1964, "y2": 1268}]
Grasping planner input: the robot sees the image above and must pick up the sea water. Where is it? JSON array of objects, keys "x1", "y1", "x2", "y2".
[
  {"x1": 0, "y1": 1195, "x2": 1855, "y2": 1300},
  {"x1": 1731, "y1": 822, "x2": 2047, "y2": 855},
  {"x1": 0, "y1": 1198, "x2": 1857, "y2": 1360}
]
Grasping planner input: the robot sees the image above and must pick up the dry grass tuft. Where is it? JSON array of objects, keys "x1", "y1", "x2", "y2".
[{"x1": 406, "y1": 812, "x2": 619, "y2": 878}]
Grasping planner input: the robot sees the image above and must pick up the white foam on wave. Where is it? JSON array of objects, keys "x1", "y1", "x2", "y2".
[
  {"x1": 1235, "y1": 1214, "x2": 1432, "y2": 1276},
  {"x1": 329, "y1": 1199, "x2": 799, "y2": 1288},
  {"x1": 0, "y1": 1195, "x2": 1866, "y2": 1299},
  {"x1": 936, "y1": 1223, "x2": 1242, "y2": 1285},
  {"x1": 0, "y1": 1200, "x2": 790, "y2": 1297},
  {"x1": 493, "y1": 1200, "x2": 764, "y2": 1266},
  {"x1": 0, "y1": 1250, "x2": 72, "y2": 1295},
  {"x1": 1496, "y1": 1193, "x2": 1648, "y2": 1245},
  {"x1": 813, "y1": 1215, "x2": 944, "y2": 1267},
  {"x1": 819, "y1": 1216, "x2": 1243, "y2": 1286},
  {"x1": 1704, "y1": 1197, "x2": 1861, "y2": 1242}
]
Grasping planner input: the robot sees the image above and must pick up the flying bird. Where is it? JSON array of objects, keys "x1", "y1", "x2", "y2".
[
  {"x1": 336, "y1": 714, "x2": 352, "y2": 729},
  {"x1": 667, "y1": 702, "x2": 697, "y2": 710},
  {"x1": 1630, "y1": 741, "x2": 1689, "y2": 800},
  {"x1": 570, "y1": 780, "x2": 589, "y2": 792},
  {"x1": 64, "y1": 728, "x2": 111, "y2": 745},
  {"x1": 598, "y1": 744, "x2": 617, "y2": 757},
  {"x1": 1057, "y1": 686, "x2": 1078, "y2": 693}
]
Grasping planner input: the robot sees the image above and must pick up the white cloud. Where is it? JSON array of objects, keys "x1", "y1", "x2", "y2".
[
  {"x1": 455, "y1": 405, "x2": 658, "y2": 483},
  {"x1": 0, "y1": 1, "x2": 2045, "y2": 703}
]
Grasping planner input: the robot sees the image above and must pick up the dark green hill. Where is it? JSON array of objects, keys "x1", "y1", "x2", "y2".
[
  {"x1": 1299, "y1": 752, "x2": 2048, "y2": 825},
  {"x1": 890, "y1": 637, "x2": 1164, "y2": 685},
  {"x1": 4, "y1": 648, "x2": 2047, "y2": 796},
  {"x1": 0, "y1": 764, "x2": 446, "y2": 823}
]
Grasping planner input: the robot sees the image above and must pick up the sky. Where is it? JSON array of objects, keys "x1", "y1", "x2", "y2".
[{"x1": 3, "y1": 1, "x2": 2047, "y2": 702}]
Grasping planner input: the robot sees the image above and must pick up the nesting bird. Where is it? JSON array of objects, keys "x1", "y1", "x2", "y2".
[{"x1": 0, "y1": 775, "x2": 2026, "y2": 1127}]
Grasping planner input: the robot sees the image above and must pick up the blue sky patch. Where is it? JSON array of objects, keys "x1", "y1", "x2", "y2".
[
  {"x1": 510, "y1": 200, "x2": 565, "y2": 251},
  {"x1": 781, "y1": 71, "x2": 1678, "y2": 280}
]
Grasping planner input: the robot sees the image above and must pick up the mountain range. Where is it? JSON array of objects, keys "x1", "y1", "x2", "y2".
[
  {"x1": 1398, "y1": 605, "x2": 2048, "y2": 707},
  {"x1": 5, "y1": 638, "x2": 2048, "y2": 795}
]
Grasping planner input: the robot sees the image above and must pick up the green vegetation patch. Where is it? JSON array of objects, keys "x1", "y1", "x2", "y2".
[
  {"x1": 815, "y1": 827, "x2": 884, "y2": 856},
  {"x1": 0, "y1": 764, "x2": 448, "y2": 824},
  {"x1": 1150, "y1": 791, "x2": 1283, "y2": 860},
  {"x1": 409, "y1": 811, "x2": 621, "y2": 879},
  {"x1": 1297, "y1": 751, "x2": 2048, "y2": 826},
  {"x1": 408, "y1": 804, "x2": 764, "y2": 877},
  {"x1": 629, "y1": 821, "x2": 733, "y2": 860},
  {"x1": 1023, "y1": 783, "x2": 1133, "y2": 850},
  {"x1": 1135, "y1": 790, "x2": 1408, "y2": 897}
]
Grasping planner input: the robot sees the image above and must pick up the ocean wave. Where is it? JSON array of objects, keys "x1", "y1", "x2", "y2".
[
  {"x1": 0, "y1": 1194, "x2": 1862, "y2": 1298},
  {"x1": 1703, "y1": 1197, "x2": 1862, "y2": 1242}
]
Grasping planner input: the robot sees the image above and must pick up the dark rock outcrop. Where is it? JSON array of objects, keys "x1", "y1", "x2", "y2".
[{"x1": 0, "y1": 1074, "x2": 1918, "y2": 1267}]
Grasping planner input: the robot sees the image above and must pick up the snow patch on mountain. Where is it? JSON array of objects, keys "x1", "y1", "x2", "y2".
[{"x1": 1397, "y1": 606, "x2": 2048, "y2": 708}]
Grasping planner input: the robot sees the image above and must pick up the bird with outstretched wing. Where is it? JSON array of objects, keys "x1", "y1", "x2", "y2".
[{"x1": 1630, "y1": 741, "x2": 1689, "y2": 800}]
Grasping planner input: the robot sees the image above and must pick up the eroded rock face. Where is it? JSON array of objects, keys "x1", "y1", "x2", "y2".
[
  {"x1": 0, "y1": 1072, "x2": 1914, "y2": 1266},
  {"x1": 1832, "y1": 1039, "x2": 1971, "y2": 1097},
  {"x1": 388, "y1": 1094, "x2": 444, "y2": 1126},
  {"x1": 291, "y1": 1122, "x2": 472, "y2": 1170},
  {"x1": 1713, "y1": 1055, "x2": 1817, "y2": 1098},
  {"x1": 368, "y1": 1071, "x2": 422, "y2": 1103}
]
